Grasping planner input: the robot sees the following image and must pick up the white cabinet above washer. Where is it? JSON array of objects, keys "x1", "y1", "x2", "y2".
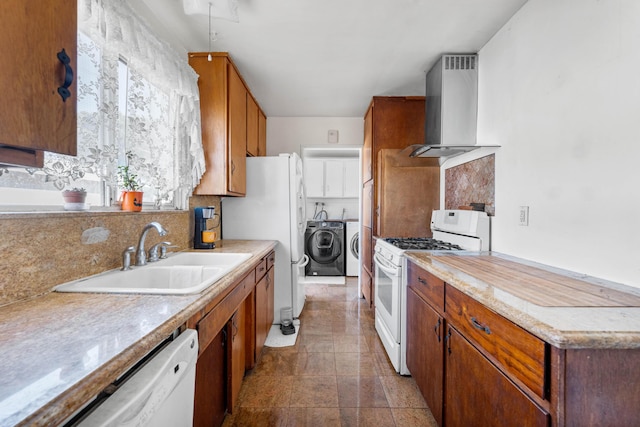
[{"x1": 304, "y1": 158, "x2": 359, "y2": 198}]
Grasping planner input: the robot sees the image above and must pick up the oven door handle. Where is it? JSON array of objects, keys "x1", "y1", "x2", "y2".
[{"x1": 374, "y1": 253, "x2": 401, "y2": 277}]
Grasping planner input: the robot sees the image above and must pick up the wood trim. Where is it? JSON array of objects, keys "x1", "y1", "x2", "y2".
[{"x1": 0, "y1": 145, "x2": 44, "y2": 168}]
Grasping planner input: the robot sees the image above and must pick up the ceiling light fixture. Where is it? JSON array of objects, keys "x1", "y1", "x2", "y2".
[{"x1": 183, "y1": 0, "x2": 239, "y2": 23}]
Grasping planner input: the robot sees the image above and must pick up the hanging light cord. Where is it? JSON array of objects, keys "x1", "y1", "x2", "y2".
[{"x1": 207, "y1": 2, "x2": 213, "y2": 61}]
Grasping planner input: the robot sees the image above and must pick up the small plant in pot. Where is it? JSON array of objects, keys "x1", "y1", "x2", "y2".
[
  {"x1": 62, "y1": 187, "x2": 88, "y2": 210},
  {"x1": 117, "y1": 153, "x2": 143, "y2": 212},
  {"x1": 62, "y1": 187, "x2": 87, "y2": 203}
]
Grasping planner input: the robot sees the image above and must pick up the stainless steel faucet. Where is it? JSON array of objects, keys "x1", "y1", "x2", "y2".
[
  {"x1": 135, "y1": 222, "x2": 168, "y2": 266},
  {"x1": 148, "y1": 241, "x2": 173, "y2": 262}
]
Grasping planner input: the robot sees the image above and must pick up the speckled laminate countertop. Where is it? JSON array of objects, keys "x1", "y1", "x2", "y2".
[
  {"x1": 405, "y1": 251, "x2": 640, "y2": 350},
  {"x1": 0, "y1": 240, "x2": 276, "y2": 427}
]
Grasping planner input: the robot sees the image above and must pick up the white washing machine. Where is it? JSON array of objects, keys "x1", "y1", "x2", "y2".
[{"x1": 345, "y1": 221, "x2": 359, "y2": 276}]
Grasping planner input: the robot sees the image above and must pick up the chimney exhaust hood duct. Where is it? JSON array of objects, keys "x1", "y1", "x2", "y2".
[{"x1": 408, "y1": 54, "x2": 498, "y2": 159}]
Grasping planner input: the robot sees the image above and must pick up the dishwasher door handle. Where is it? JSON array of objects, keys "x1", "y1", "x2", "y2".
[{"x1": 77, "y1": 329, "x2": 199, "y2": 427}]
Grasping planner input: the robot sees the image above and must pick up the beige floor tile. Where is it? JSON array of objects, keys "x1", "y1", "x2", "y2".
[
  {"x1": 238, "y1": 374, "x2": 293, "y2": 408},
  {"x1": 339, "y1": 408, "x2": 396, "y2": 427},
  {"x1": 223, "y1": 279, "x2": 440, "y2": 427},
  {"x1": 253, "y1": 350, "x2": 299, "y2": 377},
  {"x1": 334, "y1": 352, "x2": 379, "y2": 376},
  {"x1": 391, "y1": 408, "x2": 438, "y2": 426},
  {"x1": 286, "y1": 408, "x2": 342, "y2": 427},
  {"x1": 289, "y1": 376, "x2": 339, "y2": 408},
  {"x1": 295, "y1": 352, "x2": 336, "y2": 375},
  {"x1": 379, "y1": 375, "x2": 427, "y2": 408},
  {"x1": 337, "y1": 376, "x2": 389, "y2": 408},
  {"x1": 333, "y1": 334, "x2": 370, "y2": 353},
  {"x1": 222, "y1": 407, "x2": 289, "y2": 427}
]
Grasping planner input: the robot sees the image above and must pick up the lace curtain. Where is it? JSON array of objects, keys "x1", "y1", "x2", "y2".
[{"x1": 0, "y1": 0, "x2": 205, "y2": 209}]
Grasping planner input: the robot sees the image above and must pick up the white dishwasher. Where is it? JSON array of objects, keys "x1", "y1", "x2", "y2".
[{"x1": 77, "y1": 329, "x2": 198, "y2": 427}]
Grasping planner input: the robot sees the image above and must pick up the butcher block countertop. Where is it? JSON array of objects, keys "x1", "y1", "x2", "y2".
[
  {"x1": 0, "y1": 240, "x2": 276, "y2": 427},
  {"x1": 405, "y1": 251, "x2": 640, "y2": 349}
]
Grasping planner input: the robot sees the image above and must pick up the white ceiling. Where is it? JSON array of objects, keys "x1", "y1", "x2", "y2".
[{"x1": 129, "y1": 0, "x2": 528, "y2": 117}]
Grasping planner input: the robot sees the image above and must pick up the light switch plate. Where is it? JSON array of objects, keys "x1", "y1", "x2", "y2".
[
  {"x1": 328, "y1": 129, "x2": 339, "y2": 143},
  {"x1": 519, "y1": 206, "x2": 529, "y2": 226}
]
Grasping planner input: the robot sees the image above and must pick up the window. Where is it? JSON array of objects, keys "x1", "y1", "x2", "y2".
[{"x1": 0, "y1": 0, "x2": 204, "y2": 210}]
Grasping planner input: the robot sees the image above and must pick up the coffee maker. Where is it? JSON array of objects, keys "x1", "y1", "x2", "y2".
[{"x1": 194, "y1": 206, "x2": 218, "y2": 249}]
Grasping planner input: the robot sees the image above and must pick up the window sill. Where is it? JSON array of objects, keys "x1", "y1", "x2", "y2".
[{"x1": 0, "y1": 206, "x2": 187, "y2": 219}]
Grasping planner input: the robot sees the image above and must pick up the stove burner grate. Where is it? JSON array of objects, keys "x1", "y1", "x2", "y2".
[{"x1": 383, "y1": 237, "x2": 464, "y2": 251}]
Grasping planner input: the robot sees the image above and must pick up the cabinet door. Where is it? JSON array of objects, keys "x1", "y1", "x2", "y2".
[
  {"x1": 227, "y1": 64, "x2": 247, "y2": 194},
  {"x1": 255, "y1": 272, "x2": 268, "y2": 360},
  {"x1": 361, "y1": 225, "x2": 373, "y2": 308},
  {"x1": 406, "y1": 287, "x2": 444, "y2": 425},
  {"x1": 304, "y1": 158, "x2": 325, "y2": 197},
  {"x1": 193, "y1": 328, "x2": 227, "y2": 427},
  {"x1": 361, "y1": 268, "x2": 372, "y2": 308},
  {"x1": 324, "y1": 160, "x2": 344, "y2": 197},
  {"x1": 362, "y1": 105, "x2": 373, "y2": 182},
  {"x1": 362, "y1": 180, "x2": 373, "y2": 229},
  {"x1": 258, "y1": 110, "x2": 267, "y2": 156},
  {"x1": 343, "y1": 159, "x2": 360, "y2": 198},
  {"x1": 0, "y1": 0, "x2": 77, "y2": 165},
  {"x1": 445, "y1": 326, "x2": 549, "y2": 427},
  {"x1": 246, "y1": 94, "x2": 259, "y2": 156},
  {"x1": 227, "y1": 303, "x2": 246, "y2": 413},
  {"x1": 266, "y1": 266, "x2": 275, "y2": 327}
]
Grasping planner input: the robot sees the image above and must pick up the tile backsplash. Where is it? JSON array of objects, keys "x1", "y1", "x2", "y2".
[
  {"x1": 0, "y1": 195, "x2": 221, "y2": 307},
  {"x1": 445, "y1": 154, "x2": 495, "y2": 216}
]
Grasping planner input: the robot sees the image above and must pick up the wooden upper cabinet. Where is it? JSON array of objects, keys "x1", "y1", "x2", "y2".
[
  {"x1": 258, "y1": 110, "x2": 267, "y2": 156},
  {"x1": 227, "y1": 66, "x2": 247, "y2": 194},
  {"x1": 246, "y1": 94, "x2": 259, "y2": 157},
  {"x1": 0, "y1": 0, "x2": 77, "y2": 167},
  {"x1": 360, "y1": 97, "x2": 428, "y2": 237},
  {"x1": 362, "y1": 106, "x2": 373, "y2": 183},
  {"x1": 189, "y1": 52, "x2": 265, "y2": 196},
  {"x1": 376, "y1": 149, "x2": 439, "y2": 238}
]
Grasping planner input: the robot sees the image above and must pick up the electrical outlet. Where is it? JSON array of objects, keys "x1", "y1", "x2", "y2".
[{"x1": 519, "y1": 206, "x2": 529, "y2": 226}]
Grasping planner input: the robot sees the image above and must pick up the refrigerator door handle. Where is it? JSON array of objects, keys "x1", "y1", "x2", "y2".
[{"x1": 296, "y1": 254, "x2": 310, "y2": 268}]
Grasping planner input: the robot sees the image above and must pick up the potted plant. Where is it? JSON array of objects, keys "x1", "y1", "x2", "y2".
[
  {"x1": 62, "y1": 187, "x2": 87, "y2": 204},
  {"x1": 117, "y1": 153, "x2": 143, "y2": 212}
]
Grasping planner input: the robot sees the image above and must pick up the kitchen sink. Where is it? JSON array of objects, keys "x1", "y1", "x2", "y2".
[{"x1": 54, "y1": 252, "x2": 252, "y2": 295}]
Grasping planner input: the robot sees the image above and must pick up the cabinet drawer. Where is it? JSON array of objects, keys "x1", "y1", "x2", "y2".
[
  {"x1": 255, "y1": 258, "x2": 268, "y2": 281},
  {"x1": 445, "y1": 284, "x2": 547, "y2": 399},
  {"x1": 266, "y1": 251, "x2": 275, "y2": 270},
  {"x1": 198, "y1": 270, "x2": 256, "y2": 352},
  {"x1": 407, "y1": 261, "x2": 444, "y2": 313}
]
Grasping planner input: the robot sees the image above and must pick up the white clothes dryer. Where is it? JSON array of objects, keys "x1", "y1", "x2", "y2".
[{"x1": 346, "y1": 221, "x2": 359, "y2": 277}]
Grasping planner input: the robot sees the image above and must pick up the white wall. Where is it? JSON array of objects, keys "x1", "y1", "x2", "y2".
[
  {"x1": 266, "y1": 117, "x2": 363, "y2": 155},
  {"x1": 478, "y1": 0, "x2": 640, "y2": 287}
]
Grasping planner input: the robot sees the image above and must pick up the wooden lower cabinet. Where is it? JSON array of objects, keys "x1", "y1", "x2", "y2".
[
  {"x1": 255, "y1": 264, "x2": 274, "y2": 363},
  {"x1": 190, "y1": 250, "x2": 275, "y2": 426},
  {"x1": 193, "y1": 328, "x2": 227, "y2": 427},
  {"x1": 406, "y1": 286, "x2": 444, "y2": 425},
  {"x1": 361, "y1": 224, "x2": 373, "y2": 308},
  {"x1": 445, "y1": 326, "x2": 549, "y2": 426},
  {"x1": 227, "y1": 303, "x2": 246, "y2": 413}
]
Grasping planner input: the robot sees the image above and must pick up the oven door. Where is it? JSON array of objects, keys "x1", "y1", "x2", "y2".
[{"x1": 374, "y1": 252, "x2": 402, "y2": 343}]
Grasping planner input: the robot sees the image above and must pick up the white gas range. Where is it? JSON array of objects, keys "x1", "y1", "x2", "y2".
[{"x1": 373, "y1": 209, "x2": 491, "y2": 375}]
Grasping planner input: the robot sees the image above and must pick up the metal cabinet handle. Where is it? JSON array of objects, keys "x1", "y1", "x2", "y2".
[
  {"x1": 57, "y1": 49, "x2": 74, "y2": 102},
  {"x1": 418, "y1": 277, "x2": 426, "y2": 285},
  {"x1": 434, "y1": 318, "x2": 441, "y2": 342},
  {"x1": 470, "y1": 317, "x2": 491, "y2": 335},
  {"x1": 444, "y1": 328, "x2": 452, "y2": 355}
]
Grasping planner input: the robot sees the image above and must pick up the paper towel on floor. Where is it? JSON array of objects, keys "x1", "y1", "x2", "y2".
[{"x1": 264, "y1": 319, "x2": 300, "y2": 347}]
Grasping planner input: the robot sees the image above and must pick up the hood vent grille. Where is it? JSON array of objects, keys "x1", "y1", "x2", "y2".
[{"x1": 444, "y1": 55, "x2": 476, "y2": 70}]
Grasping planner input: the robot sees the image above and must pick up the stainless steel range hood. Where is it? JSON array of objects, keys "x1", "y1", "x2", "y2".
[{"x1": 408, "y1": 54, "x2": 499, "y2": 158}]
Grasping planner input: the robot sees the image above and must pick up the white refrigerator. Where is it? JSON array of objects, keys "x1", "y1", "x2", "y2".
[{"x1": 221, "y1": 153, "x2": 308, "y2": 321}]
